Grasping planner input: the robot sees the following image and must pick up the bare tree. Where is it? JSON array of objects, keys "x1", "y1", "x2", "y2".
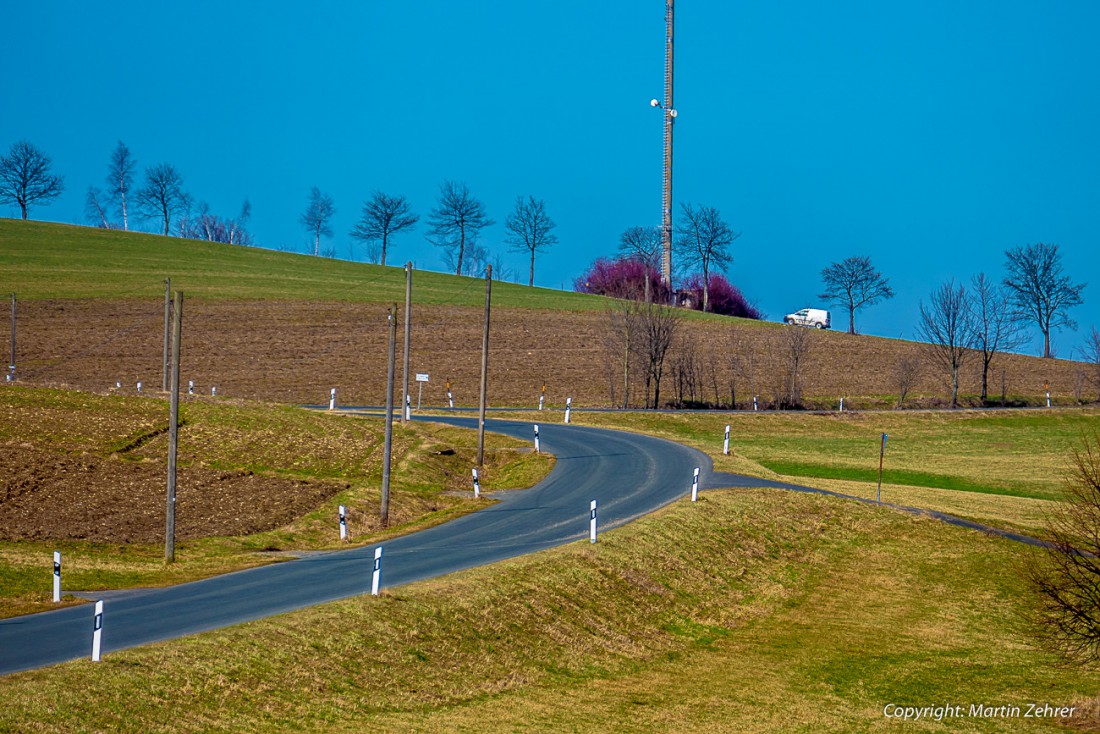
[
  {"x1": 349, "y1": 192, "x2": 418, "y2": 267},
  {"x1": 505, "y1": 195, "x2": 558, "y2": 287},
  {"x1": 301, "y1": 187, "x2": 335, "y2": 256},
  {"x1": 777, "y1": 325, "x2": 813, "y2": 409},
  {"x1": 618, "y1": 226, "x2": 661, "y2": 303},
  {"x1": 107, "y1": 141, "x2": 136, "y2": 231},
  {"x1": 819, "y1": 255, "x2": 895, "y2": 334},
  {"x1": 1079, "y1": 326, "x2": 1100, "y2": 403},
  {"x1": 675, "y1": 203, "x2": 738, "y2": 313},
  {"x1": 1026, "y1": 433, "x2": 1100, "y2": 662},
  {"x1": 442, "y1": 238, "x2": 492, "y2": 277},
  {"x1": 0, "y1": 140, "x2": 64, "y2": 219},
  {"x1": 1003, "y1": 242, "x2": 1086, "y2": 358},
  {"x1": 893, "y1": 355, "x2": 921, "y2": 409},
  {"x1": 638, "y1": 303, "x2": 679, "y2": 408},
  {"x1": 604, "y1": 300, "x2": 644, "y2": 408},
  {"x1": 427, "y1": 180, "x2": 493, "y2": 276},
  {"x1": 969, "y1": 272, "x2": 1026, "y2": 403},
  {"x1": 84, "y1": 186, "x2": 111, "y2": 228},
  {"x1": 134, "y1": 163, "x2": 189, "y2": 236},
  {"x1": 917, "y1": 279, "x2": 975, "y2": 408}
]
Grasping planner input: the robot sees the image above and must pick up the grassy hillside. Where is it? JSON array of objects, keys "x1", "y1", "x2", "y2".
[
  {"x1": 0, "y1": 218, "x2": 629, "y2": 311},
  {"x1": 2, "y1": 489, "x2": 1096, "y2": 732}
]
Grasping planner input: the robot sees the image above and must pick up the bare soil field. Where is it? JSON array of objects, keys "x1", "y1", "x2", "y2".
[
  {"x1": 5, "y1": 298, "x2": 1094, "y2": 409},
  {"x1": 0, "y1": 445, "x2": 343, "y2": 543}
]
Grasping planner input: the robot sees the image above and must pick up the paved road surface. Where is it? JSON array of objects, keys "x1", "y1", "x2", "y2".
[{"x1": 0, "y1": 418, "x2": 720, "y2": 675}]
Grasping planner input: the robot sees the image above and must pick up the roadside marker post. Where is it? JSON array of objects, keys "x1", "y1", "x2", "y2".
[
  {"x1": 472, "y1": 468, "x2": 481, "y2": 498},
  {"x1": 877, "y1": 433, "x2": 888, "y2": 503},
  {"x1": 136, "y1": 381, "x2": 142, "y2": 394},
  {"x1": 188, "y1": 380, "x2": 194, "y2": 395},
  {"x1": 753, "y1": 396, "x2": 758, "y2": 411},
  {"x1": 840, "y1": 397, "x2": 845, "y2": 412},
  {"x1": 329, "y1": 388, "x2": 336, "y2": 411},
  {"x1": 339, "y1": 505, "x2": 347, "y2": 541},
  {"x1": 539, "y1": 384, "x2": 546, "y2": 411},
  {"x1": 371, "y1": 547, "x2": 382, "y2": 596},
  {"x1": 534, "y1": 424, "x2": 540, "y2": 454},
  {"x1": 91, "y1": 601, "x2": 104, "y2": 662},
  {"x1": 405, "y1": 394, "x2": 411, "y2": 421},
  {"x1": 53, "y1": 551, "x2": 61, "y2": 603},
  {"x1": 564, "y1": 397, "x2": 572, "y2": 424},
  {"x1": 446, "y1": 381, "x2": 454, "y2": 410},
  {"x1": 589, "y1": 500, "x2": 598, "y2": 543},
  {"x1": 1046, "y1": 384, "x2": 1052, "y2": 408},
  {"x1": 211, "y1": 386, "x2": 217, "y2": 397},
  {"x1": 691, "y1": 467, "x2": 700, "y2": 502},
  {"x1": 723, "y1": 425, "x2": 730, "y2": 456}
]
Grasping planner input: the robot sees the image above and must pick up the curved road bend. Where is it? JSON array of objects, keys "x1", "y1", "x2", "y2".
[{"x1": 0, "y1": 418, "x2": 717, "y2": 676}]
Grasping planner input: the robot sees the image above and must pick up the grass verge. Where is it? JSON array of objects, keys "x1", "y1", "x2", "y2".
[{"x1": 1, "y1": 490, "x2": 1096, "y2": 732}]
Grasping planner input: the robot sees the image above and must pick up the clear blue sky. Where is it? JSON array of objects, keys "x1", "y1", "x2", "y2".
[{"x1": 2, "y1": 1, "x2": 1097, "y2": 358}]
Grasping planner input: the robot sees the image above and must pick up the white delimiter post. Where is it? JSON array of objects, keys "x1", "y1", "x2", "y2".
[
  {"x1": 691, "y1": 467, "x2": 700, "y2": 502},
  {"x1": 564, "y1": 397, "x2": 572, "y2": 424},
  {"x1": 329, "y1": 388, "x2": 336, "y2": 411},
  {"x1": 589, "y1": 500, "x2": 598, "y2": 543},
  {"x1": 472, "y1": 468, "x2": 481, "y2": 498},
  {"x1": 533, "y1": 424, "x2": 540, "y2": 454},
  {"x1": 723, "y1": 425, "x2": 730, "y2": 456},
  {"x1": 753, "y1": 396, "x2": 758, "y2": 411},
  {"x1": 371, "y1": 547, "x2": 383, "y2": 596},
  {"x1": 339, "y1": 505, "x2": 347, "y2": 541},
  {"x1": 91, "y1": 600, "x2": 104, "y2": 662},
  {"x1": 53, "y1": 551, "x2": 61, "y2": 603}
]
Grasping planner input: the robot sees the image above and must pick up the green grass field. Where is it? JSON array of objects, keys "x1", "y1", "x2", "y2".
[{"x1": 0, "y1": 218, "x2": 706, "y2": 317}]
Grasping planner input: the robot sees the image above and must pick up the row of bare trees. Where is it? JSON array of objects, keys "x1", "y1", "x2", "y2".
[
  {"x1": 918, "y1": 243, "x2": 1089, "y2": 406},
  {"x1": 80, "y1": 142, "x2": 253, "y2": 245},
  {"x1": 304, "y1": 180, "x2": 558, "y2": 283},
  {"x1": 602, "y1": 304, "x2": 824, "y2": 410}
]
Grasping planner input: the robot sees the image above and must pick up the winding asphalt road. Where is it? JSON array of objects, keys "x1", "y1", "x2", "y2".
[
  {"x1": 0, "y1": 416, "x2": 1049, "y2": 676},
  {"x1": 0, "y1": 418, "x2": 728, "y2": 676}
]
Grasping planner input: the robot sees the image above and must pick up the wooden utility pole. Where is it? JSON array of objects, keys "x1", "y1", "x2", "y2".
[
  {"x1": 401, "y1": 263, "x2": 412, "y2": 424},
  {"x1": 165, "y1": 291, "x2": 183, "y2": 563},
  {"x1": 477, "y1": 265, "x2": 492, "y2": 466},
  {"x1": 381, "y1": 304, "x2": 397, "y2": 527},
  {"x1": 8, "y1": 293, "x2": 15, "y2": 379},
  {"x1": 162, "y1": 278, "x2": 171, "y2": 392}
]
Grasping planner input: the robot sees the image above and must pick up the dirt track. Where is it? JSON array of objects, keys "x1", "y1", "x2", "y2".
[{"x1": 5, "y1": 298, "x2": 1092, "y2": 409}]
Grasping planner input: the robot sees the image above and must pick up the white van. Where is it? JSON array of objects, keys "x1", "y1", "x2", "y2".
[{"x1": 784, "y1": 308, "x2": 831, "y2": 329}]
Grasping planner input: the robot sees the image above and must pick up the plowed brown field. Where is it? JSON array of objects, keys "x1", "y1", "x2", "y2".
[{"x1": 5, "y1": 298, "x2": 1092, "y2": 409}]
